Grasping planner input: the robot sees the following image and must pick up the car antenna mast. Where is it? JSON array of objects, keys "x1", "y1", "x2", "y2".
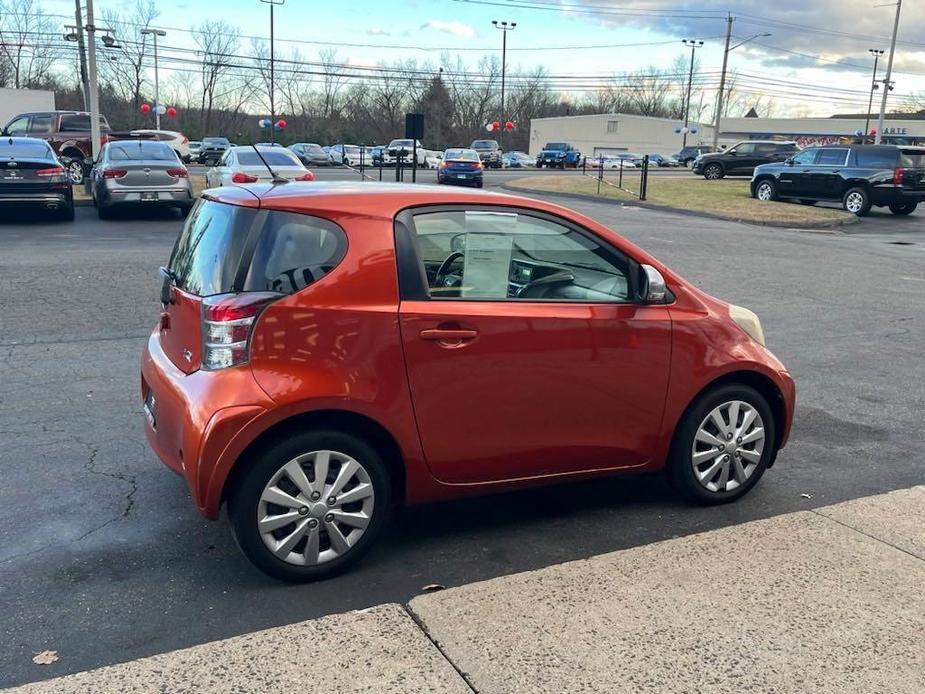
[{"x1": 250, "y1": 144, "x2": 287, "y2": 184}]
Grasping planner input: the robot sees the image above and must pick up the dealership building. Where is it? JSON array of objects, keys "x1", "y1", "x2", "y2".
[{"x1": 528, "y1": 112, "x2": 925, "y2": 157}]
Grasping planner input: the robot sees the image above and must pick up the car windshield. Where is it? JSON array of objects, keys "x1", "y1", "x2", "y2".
[
  {"x1": 445, "y1": 149, "x2": 479, "y2": 161},
  {"x1": 203, "y1": 138, "x2": 229, "y2": 145},
  {"x1": 0, "y1": 142, "x2": 52, "y2": 158},
  {"x1": 108, "y1": 141, "x2": 176, "y2": 161},
  {"x1": 545, "y1": 143, "x2": 568, "y2": 151},
  {"x1": 236, "y1": 151, "x2": 301, "y2": 166},
  {"x1": 390, "y1": 140, "x2": 413, "y2": 148},
  {"x1": 471, "y1": 141, "x2": 498, "y2": 150},
  {"x1": 344, "y1": 146, "x2": 361, "y2": 154}
]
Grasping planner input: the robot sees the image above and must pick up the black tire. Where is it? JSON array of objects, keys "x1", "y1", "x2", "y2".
[
  {"x1": 842, "y1": 186, "x2": 872, "y2": 216},
  {"x1": 798, "y1": 199, "x2": 817, "y2": 206},
  {"x1": 62, "y1": 157, "x2": 86, "y2": 185},
  {"x1": 888, "y1": 201, "x2": 917, "y2": 216},
  {"x1": 753, "y1": 178, "x2": 778, "y2": 201},
  {"x1": 476, "y1": 180, "x2": 484, "y2": 189},
  {"x1": 702, "y1": 163, "x2": 724, "y2": 180},
  {"x1": 97, "y1": 203, "x2": 113, "y2": 220},
  {"x1": 668, "y1": 383, "x2": 776, "y2": 505},
  {"x1": 228, "y1": 429, "x2": 392, "y2": 582}
]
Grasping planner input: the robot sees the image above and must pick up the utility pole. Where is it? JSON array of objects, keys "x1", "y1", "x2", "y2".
[
  {"x1": 141, "y1": 28, "x2": 167, "y2": 129},
  {"x1": 865, "y1": 49, "x2": 884, "y2": 144},
  {"x1": 712, "y1": 15, "x2": 733, "y2": 149},
  {"x1": 86, "y1": 0, "x2": 101, "y2": 161},
  {"x1": 875, "y1": 0, "x2": 902, "y2": 145},
  {"x1": 681, "y1": 39, "x2": 703, "y2": 148},
  {"x1": 492, "y1": 20, "x2": 516, "y2": 154},
  {"x1": 260, "y1": 0, "x2": 285, "y2": 144},
  {"x1": 73, "y1": 0, "x2": 89, "y2": 110}
]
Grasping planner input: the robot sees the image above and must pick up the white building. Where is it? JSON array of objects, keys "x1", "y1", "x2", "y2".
[
  {"x1": 529, "y1": 112, "x2": 925, "y2": 158},
  {"x1": 0, "y1": 88, "x2": 56, "y2": 127}
]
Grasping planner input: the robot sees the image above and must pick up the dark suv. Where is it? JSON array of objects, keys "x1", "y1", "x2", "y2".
[
  {"x1": 694, "y1": 141, "x2": 798, "y2": 180},
  {"x1": 675, "y1": 145, "x2": 717, "y2": 167},
  {"x1": 751, "y1": 144, "x2": 925, "y2": 216}
]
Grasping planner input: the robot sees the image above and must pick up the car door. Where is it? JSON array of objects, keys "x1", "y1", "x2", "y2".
[
  {"x1": 776, "y1": 148, "x2": 818, "y2": 198},
  {"x1": 395, "y1": 206, "x2": 672, "y2": 485},
  {"x1": 810, "y1": 147, "x2": 850, "y2": 200},
  {"x1": 210, "y1": 149, "x2": 232, "y2": 187},
  {"x1": 728, "y1": 142, "x2": 758, "y2": 174}
]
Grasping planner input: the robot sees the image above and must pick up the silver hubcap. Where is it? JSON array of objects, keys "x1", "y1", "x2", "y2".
[
  {"x1": 845, "y1": 192, "x2": 865, "y2": 213},
  {"x1": 756, "y1": 183, "x2": 773, "y2": 200},
  {"x1": 67, "y1": 162, "x2": 83, "y2": 183},
  {"x1": 691, "y1": 400, "x2": 765, "y2": 493},
  {"x1": 257, "y1": 450, "x2": 374, "y2": 566},
  {"x1": 705, "y1": 166, "x2": 721, "y2": 179}
]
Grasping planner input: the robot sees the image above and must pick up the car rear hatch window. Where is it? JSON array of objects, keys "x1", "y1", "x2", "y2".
[
  {"x1": 899, "y1": 150, "x2": 925, "y2": 190},
  {"x1": 160, "y1": 199, "x2": 347, "y2": 373},
  {"x1": 0, "y1": 143, "x2": 64, "y2": 190}
]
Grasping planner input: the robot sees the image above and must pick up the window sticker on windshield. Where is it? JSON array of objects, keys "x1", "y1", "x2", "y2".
[{"x1": 462, "y1": 233, "x2": 514, "y2": 299}]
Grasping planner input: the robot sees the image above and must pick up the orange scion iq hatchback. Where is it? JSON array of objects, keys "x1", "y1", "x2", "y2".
[{"x1": 142, "y1": 182, "x2": 795, "y2": 582}]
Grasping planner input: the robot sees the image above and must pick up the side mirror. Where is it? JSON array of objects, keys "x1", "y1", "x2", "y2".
[
  {"x1": 728, "y1": 149, "x2": 737, "y2": 156},
  {"x1": 785, "y1": 158, "x2": 794, "y2": 166},
  {"x1": 637, "y1": 264, "x2": 667, "y2": 304}
]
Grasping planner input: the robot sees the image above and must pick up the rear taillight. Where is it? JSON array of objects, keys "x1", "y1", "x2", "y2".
[
  {"x1": 894, "y1": 167, "x2": 904, "y2": 185},
  {"x1": 103, "y1": 168, "x2": 127, "y2": 179},
  {"x1": 201, "y1": 292, "x2": 282, "y2": 370},
  {"x1": 35, "y1": 166, "x2": 65, "y2": 177},
  {"x1": 181, "y1": 135, "x2": 189, "y2": 144},
  {"x1": 294, "y1": 171, "x2": 315, "y2": 181},
  {"x1": 167, "y1": 167, "x2": 188, "y2": 178},
  {"x1": 231, "y1": 171, "x2": 258, "y2": 183}
]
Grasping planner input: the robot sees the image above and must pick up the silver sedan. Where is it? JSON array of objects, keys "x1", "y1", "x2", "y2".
[
  {"x1": 91, "y1": 140, "x2": 194, "y2": 219},
  {"x1": 205, "y1": 146, "x2": 314, "y2": 187}
]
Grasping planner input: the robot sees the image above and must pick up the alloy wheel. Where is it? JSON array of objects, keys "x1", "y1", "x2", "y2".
[
  {"x1": 257, "y1": 450, "x2": 375, "y2": 566},
  {"x1": 690, "y1": 400, "x2": 765, "y2": 493},
  {"x1": 845, "y1": 191, "x2": 865, "y2": 214},
  {"x1": 756, "y1": 182, "x2": 774, "y2": 201},
  {"x1": 66, "y1": 160, "x2": 84, "y2": 185},
  {"x1": 704, "y1": 164, "x2": 722, "y2": 180}
]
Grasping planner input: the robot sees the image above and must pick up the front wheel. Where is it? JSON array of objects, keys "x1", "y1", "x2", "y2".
[
  {"x1": 703, "y1": 163, "x2": 724, "y2": 180},
  {"x1": 669, "y1": 384, "x2": 776, "y2": 505},
  {"x1": 62, "y1": 158, "x2": 85, "y2": 185},
  {"x1": 888, "y1": 201, "x2": 918, "y2": 216},
  {"x1": 228, "y1": 430, "x2": 391, "y2": 582},
  {"x1": 754, "y1": 179, "x2": 778, "y2": 201},
  {"x1": 843, "y1": 187, "x2": 871, "y2": 216}
]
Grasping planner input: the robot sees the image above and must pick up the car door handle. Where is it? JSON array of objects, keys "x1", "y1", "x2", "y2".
[{"x1": 420, "y1": 328, "x2": 478, "y2": 341}]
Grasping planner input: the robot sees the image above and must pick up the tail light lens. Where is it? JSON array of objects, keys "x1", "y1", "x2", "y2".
[
  {"x1": 439, "y1": 161, "x2": 447, "y2": 169},
  {"x1": 201, "y1": 292, "x2": 282, "y2": 370},
  {"x1": 894, "y1": 167, "x2": 904, "y2": 185},
  {"x1": 167, "y1": 167, "x2": 188, "y2": 178},
  {"x1": 103, "y1": 169, "x2": 127, "y2": 179},
  {"x1": 181, "y1": 135, "x2": 189, "y2": 144},
  {"x1": 475, "y1": 161, "x2": 484, "y2": 169},
  {"x1": 231, "y1": 171, "x2": 258, "y2": 183},
  {"x1": 36, "y1": 166, "x2": 65, "y2": 177},
  {"x1": 294, "y1": 171, "x2": 315, "y2": 181}
]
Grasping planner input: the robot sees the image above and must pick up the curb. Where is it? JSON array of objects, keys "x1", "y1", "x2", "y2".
[{"x1": 500, "y1": 182, "x2": 860, "y2": 231}]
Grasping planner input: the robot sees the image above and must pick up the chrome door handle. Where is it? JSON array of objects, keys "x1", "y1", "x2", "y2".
[{"x1": 420, "y1": 329, "x2": 478, "y2": 341}]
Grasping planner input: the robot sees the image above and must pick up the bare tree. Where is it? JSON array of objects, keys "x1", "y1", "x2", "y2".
[
  {"x1": 195, "y1": 20, "x2": 239, "y2": 134},
  {"x1": 98, "y1": 0, "x2": 159, "y2": 121},
  {"x1": 0, "y1": 0, "x2": 64, "y2": 88}
]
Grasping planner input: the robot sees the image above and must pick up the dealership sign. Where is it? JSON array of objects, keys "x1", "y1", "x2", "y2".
[{"x1": 882, "y1": 126, "x2": 908, "y2": 135}]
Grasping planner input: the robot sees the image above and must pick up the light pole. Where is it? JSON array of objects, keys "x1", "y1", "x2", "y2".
[
  {"x1": 712, "y1": 17, "x2": 771, "y2": 148},
  {"x1": 492, "y1": 20, "x2": 516, "y2": 153},
  {"x1": 875, "y1": 0, "x2": 902, "y2": 145},
  {"x1": 260, "y1": 0, "x2": 285, "y2": 144},
  {"x1": 681, "y1": 39, "x2": 703, "y2": 148},
  {"x1": 865, "y1": 49, "x2": 884, "y2": 144},
  {"x1": 72, "y1": 0, "x2": 89, "y2": 110},
  {"x1": 141, "y1": 28, "x2": 166, "y2": 129}
]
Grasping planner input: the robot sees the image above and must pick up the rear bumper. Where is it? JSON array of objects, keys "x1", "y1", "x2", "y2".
[
  {"x1": 0, "y1": 191, "x2": 70, "y2": 206},
  {"x1": 871, "y1": 187, "x2": 925, "y2": 205},
  {"x1": 141, "y1": 331, "x2": 274, "y2": 518},
  {"x1": 101, "y1": 187, "x2": 193, "y2": 206}
]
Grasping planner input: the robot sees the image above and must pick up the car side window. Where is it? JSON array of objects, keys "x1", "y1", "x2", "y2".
[
  {"x1": 219, "y1": 150, "x2": 232, "y2": 167},
  {"x1": 409, "y1": 209, "x2": 632, "y2": 303},
  {"x1": 755, "y1": 144, "x2": 778, "y2": 155},
  {"x1": 735, "y1": 143, "x2": 756, "y2": 155},
  {"x1": 5, "y1": 116, "x2": 29, "y2": 135},
  {"x1": 791, "y1": 149, "x2": 818, "y2": 166},
  {"x1": 28, "y1": 115, "x2": 52, "y2": 134},
  {"x1": 815, "y1": 148, "x2": 849, "y2": 166}
]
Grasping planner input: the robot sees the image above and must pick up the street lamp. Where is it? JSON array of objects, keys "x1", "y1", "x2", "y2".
[
  {"x1": 492, "y1": 20, "x2": 516, "y2": 154},
  {"x1": 141, "y1": 28, "x2": 167, "y2": 129},
  {"x1": 260, "y1": 0, "x2": 285, "y2": 144},
  {"x1": 712, "y1": 14, "x2": 771, "y2": 148},
  {"x1": 681, "y1": 39, "x2": 703, "y2": 148},
  {"x1": 865, "y1": 49, "x2": 885, "y2": 144}
]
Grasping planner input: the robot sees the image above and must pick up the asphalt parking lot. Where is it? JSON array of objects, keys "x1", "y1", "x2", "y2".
[{"x1": 1, "y1": 184, "x2": 923, "y2": 687}]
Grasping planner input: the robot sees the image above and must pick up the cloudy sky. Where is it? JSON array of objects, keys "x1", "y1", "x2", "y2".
[{"x1": 46, "y1": 0, "x2": 925, "y2": 116}]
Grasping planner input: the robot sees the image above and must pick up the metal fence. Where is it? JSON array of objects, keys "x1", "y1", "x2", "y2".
[{"x1": 581, "y1": 155, "x2": 650, "y2": 201}]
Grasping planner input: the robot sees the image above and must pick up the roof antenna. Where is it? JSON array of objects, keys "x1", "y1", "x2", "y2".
[{"x1": 250, "y1": 144, "x2": 287, "y2": 184}]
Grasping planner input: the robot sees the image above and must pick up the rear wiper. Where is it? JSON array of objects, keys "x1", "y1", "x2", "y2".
[{"x1": 250, "y1": 144, "x2": 288, "y2": 184}]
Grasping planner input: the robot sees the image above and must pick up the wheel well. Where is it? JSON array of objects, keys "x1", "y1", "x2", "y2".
[
  {"x1": 842, "y1": 180, "x2": 870, "y2": 195},
  {"x1": 673, "y1": 370, "x2": 786, "y2": 454},
  {"x1": 61, "y1": 147, "x2": 85, "y2": 161},
  {"x1": 221, "y1": 410, "x2": 406, "y2": 510},
  {"x1": 705, "y1": 161, "x2": 724, "y2": 171}
]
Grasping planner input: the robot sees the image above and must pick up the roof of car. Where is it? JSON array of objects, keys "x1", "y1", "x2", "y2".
[{"x1": 2, "y1": 136, "x2": 52, "y2": 145}]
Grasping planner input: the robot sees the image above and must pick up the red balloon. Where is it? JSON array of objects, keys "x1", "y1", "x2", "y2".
[
  {"x1": 140, "y1": 103, "x2": 151, "y2": 114},
  {"x1": 491, "y1": 120, "x2": 499, "y2": 130},
  {"x1": 505, "y1": 120, "x2": 514, "y2": 131},
  {"x1": 276, "y1": 119, "x2": 287, "y2": 129},
  {"x1": 166, "y1": 106, "x2": 177, "y2": 118},
  {"x1": 869, "y1": 128, "x2": 877, "y2": 135}
]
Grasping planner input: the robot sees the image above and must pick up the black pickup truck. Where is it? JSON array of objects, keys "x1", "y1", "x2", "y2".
[{"x1": 751, "y1": 144, "x2": 925, "y2": 216}]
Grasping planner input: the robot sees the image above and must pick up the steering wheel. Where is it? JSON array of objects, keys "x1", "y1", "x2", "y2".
[{"x1": 434, "y1": 251, "x2": 465, "y2": 288}]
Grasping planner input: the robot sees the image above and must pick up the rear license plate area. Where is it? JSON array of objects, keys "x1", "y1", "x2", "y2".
[
  {"x1": 143, "y1": 388, "x2": 157, "y2": 428},
  {"x1": 140, "y1": 191, "x2": 159, "y2": 202}
]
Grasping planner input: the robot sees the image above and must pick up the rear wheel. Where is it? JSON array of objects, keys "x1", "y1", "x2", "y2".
[
  {"x1": 669, "y1": 384, "x2": 776, "y2": 505},
  {"x1": 888, "y1": 201, "x2": 918, "y2": 216},
  {"x1": 62, "y1": 158, "x2": 85, "y2": 185},
  {"x1": 754, "y1": 179, "x2": 778, "y2": 201},
  {"x1": 97, "y1": 203, "x2": 113, "y2": 220},
  {"x1": 843, "y1": 186, "x2": 872, "y2": 216},
  {"x1": 228, "y1": 430, "x2": 391, "y2": 582},
  {"x1": 703, "y1": 163, "x2": 724, "y2": 180}
]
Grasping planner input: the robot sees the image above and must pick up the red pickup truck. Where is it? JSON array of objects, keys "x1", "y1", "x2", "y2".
[{"x1": 1, "y1": 110, "x2": 147, "y2": 184}]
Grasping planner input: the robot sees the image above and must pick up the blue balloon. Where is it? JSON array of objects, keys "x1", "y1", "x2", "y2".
[
  {"x1": 674, "y1": 127, "x2": 682, "y2": 134},
  {"x1": 258, "y1": 118, "x2": 270, "y2": 128},
  {"x1": 690, "y1": 128, "x2": 699, "y2": 134}
]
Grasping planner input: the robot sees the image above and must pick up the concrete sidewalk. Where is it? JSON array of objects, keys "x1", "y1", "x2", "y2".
[{"x1": 8, "y1": 486, "x2": 923, "y2": 694}]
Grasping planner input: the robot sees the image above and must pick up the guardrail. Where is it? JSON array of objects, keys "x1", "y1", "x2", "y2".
[{"x1": 581, "y1": 155, "x2": 649, "y2": 200}]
